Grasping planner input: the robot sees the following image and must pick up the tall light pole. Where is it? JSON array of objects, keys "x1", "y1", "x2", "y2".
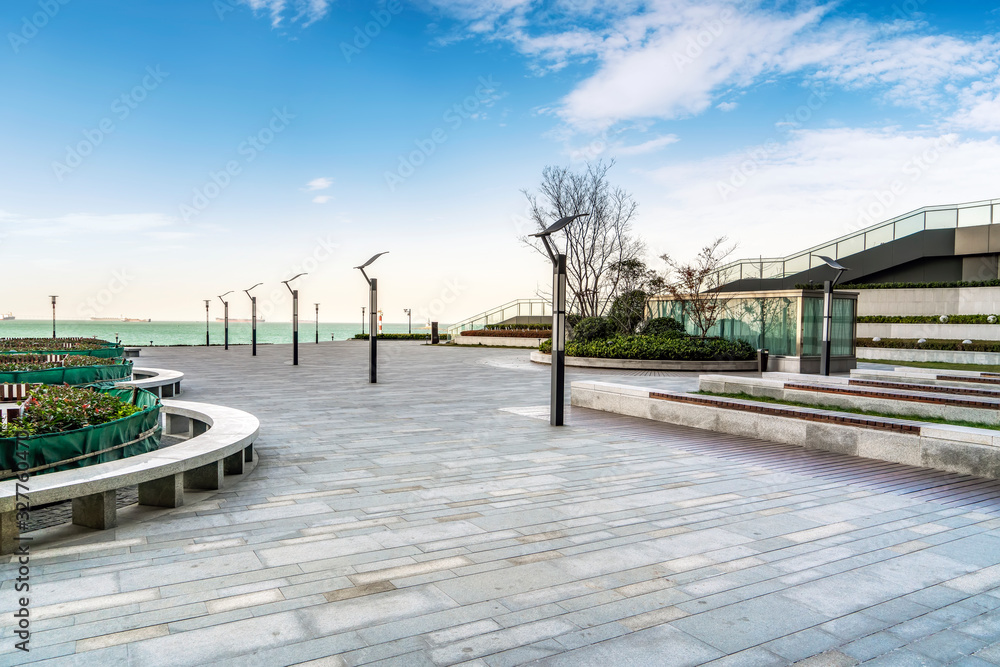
[
  {"x1": 48, "y1": 295, "x2": 58, "y2": 339},
  {"x1": 204, "y1": 300, "x2": 210, "y2": 346},
  {"x1": 533, "y1": 213, "x2": 588, "y2": 426},
  {"x1": 314, "y1": 303, "x2": 320, "y2": 344},
  {"x1": 815, "y1": 255, "x2": 848, "y2": 377},
  {"x1": 355, "y1": 252, "x2": 389, "y2": 383},
  {"x1": 282, "y1": 273, "x2": 307, "y2": 366},
  {"x1": 218, "y1": 291, "x2": 233, "y2": 351},
  {"x1": 361, "y1": 307, "x2": 366, "y2": 335},
  {"x1": 244, "y1": 283, "x2": 262, "y2": 357},
  {"x1": 404, "y1": 308, "x2": 411, "y2": 334}
]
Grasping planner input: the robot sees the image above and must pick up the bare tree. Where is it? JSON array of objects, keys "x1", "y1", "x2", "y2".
[
  {"x1": 521, "y1": 160, "x2": 643, "y2": 318},
  {"x1": 660, "y1": 237, "x2": 737, "y2": 338}
]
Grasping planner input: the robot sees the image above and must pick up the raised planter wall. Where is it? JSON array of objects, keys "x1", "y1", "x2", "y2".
[
  {"x1": 858, "y1": 347, "x2": 1000, "y2": 365},
  {"x1": 457, "y1": 336, "x2": 547, "y2": 348},
  {"x1": 858, "y1": 323, "x2": 1000, "y2": 341},
  {"x1": 530, "y1": 350, "x2": 758, "y2": 371},
  {"x1": 856, "y1": 286, "x2": 1000, "y2": 317}
]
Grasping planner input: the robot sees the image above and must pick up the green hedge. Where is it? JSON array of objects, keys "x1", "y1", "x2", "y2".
[
  {"x1": 461, "y1": 330, "x2": 550, "y2": 338},
  {"x1": 351, "y1": 333, "x2": 451, "y2": 340},
  {"x1": 0, "y1": 337, "x2": 117, "y2": 353},
  {"x1": 857, "y1": 337, "x2": 1000, "y2": 352},
  {"x1": 858, "y1": 315, "x2": 998, "y2": 324},
  {"x1": 483, "y1": 323, "x2": 550, "y2": 331},
  {"x1": 541, "y1": 335, "x2": 755, "y2": 361},
  {"x1": 796, "y1": 279, "x2": 1000, "y2": 290}
]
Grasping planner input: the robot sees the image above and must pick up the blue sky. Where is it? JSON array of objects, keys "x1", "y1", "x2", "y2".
[{"x1": 2, "y1": 0, "x2": 999, "y2": 322}]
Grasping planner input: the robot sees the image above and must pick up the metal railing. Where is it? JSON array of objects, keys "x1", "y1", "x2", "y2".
[
  {"x1": 714, "y1": 198, "x2": 1000, "y2": 286},
  {"x1": 447, "y1": 299, "x2": 552, "y2": 337}
]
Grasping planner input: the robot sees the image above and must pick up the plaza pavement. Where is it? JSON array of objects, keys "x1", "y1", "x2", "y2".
[{"x1": 4, "y1": 342, "x2": 1000, "y2": 666}]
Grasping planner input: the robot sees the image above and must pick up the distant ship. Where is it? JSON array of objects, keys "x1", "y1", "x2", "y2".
[
  {"x1": 217, "y1": 317, "x2": 265, "y2": 323},
  {"x1": 91, "y1": 316, "x2": 151, "y2": 322},
  {"x1": 1, "y1": 312, "x2": 13, "y2": 321}
]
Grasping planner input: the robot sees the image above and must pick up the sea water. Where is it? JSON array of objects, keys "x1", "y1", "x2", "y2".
[{"x1": 0, "y1": 320, "x2": 434, "y2": 346}]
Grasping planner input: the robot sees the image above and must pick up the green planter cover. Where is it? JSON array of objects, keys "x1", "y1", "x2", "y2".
[
  {"x1": 0, "y1": 387, "x2": 161, "y2": 476},
  {"x1": 0, "y1": 360, "x2": 133, "y2": 386}
]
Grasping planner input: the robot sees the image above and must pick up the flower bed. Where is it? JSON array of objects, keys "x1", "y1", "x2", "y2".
[
  {"x1": 858, "y1": 338, "x2": 1000, "y2": 353},
  {"x1": 858, "y1": 315, "x2": 998, "y2": 324},
  {"x1": 0, "y1": 355, "x2": 133, "y2": 385},
  {"x1": 0, "y1": 338, "x2": 123, "y2": 359},
  {"x1": 352, "y1": 333, "x2": 451, "y2": 340},
  {"x1": 0, "y1": 384, "x2": 160, "y2": 475}
]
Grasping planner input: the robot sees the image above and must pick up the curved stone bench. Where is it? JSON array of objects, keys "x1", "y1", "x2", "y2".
[
  {"x1": 120, "y1": 367, "x2": 183, "y2": 398},
  {"x1": 530, "y1": 350, "x2": 758, "y2": 372},
  {"x1": 0, "y1": 399, "x2": 259, "y2": 554}
]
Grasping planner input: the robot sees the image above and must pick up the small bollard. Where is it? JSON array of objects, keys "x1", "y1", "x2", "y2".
[
  {"x1": 431, "y1": 322, "x2": 439, "y2": 344},
  {"x1": 757, "y1": 348, "x2": 769, "y2": 373}
]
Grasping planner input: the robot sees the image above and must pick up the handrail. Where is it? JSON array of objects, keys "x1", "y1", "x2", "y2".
[{"x1": 446, "y1": 299, "x2": 551, "y2": 336}]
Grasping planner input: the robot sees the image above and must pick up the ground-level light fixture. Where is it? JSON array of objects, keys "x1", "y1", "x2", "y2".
[
  {"x1": 355, "y1": 252, "x2": 389, "y2": 383},
  {"x1": 48, "y1": 295, "x2": 58, "y2": 339},
  {"x1": 218, "y1": 291, "x2": 233, "y2": 351},
  {"x1": 532, "y1": 213, "x2": 589, "y2": 426},
  {"x1": 244, "y1": 283, "x2": 263, "y2": 356},
  {"x1": 814, "y1": 255, "x2": 848, "y2": 377},
  {"x1": 282, "y1": 273, "x2": 307, "y2": 365}
]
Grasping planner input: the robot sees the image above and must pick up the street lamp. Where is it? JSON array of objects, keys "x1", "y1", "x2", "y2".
[
  {"x1": 204, "y1": 300, "x2": 210, "y2": 346},
  {"x1": 48, "y1": 295, "x2": 58, "y2": 339},
  {"x1": 355, "y1": 252, "x2": 389, "y2": 383},
  {"x1": 404, "y1": 308, "x2": 411, "y2": 334},
  {"x1": 244, "y1": 283, "x2": 262, "y2": 357},
  {"x1": 282, "y1": 273, "x2": 307, "y2": 366},
  {"x1": 814, "y1": 255, "x2": 848, "y2": 377},
  {"x1": 218, "y1": 291, "x2": 233, "y2": 351},
  {"x1": 314, "y1": 303, "x2": 320, "y2": 344},
  {"x1": 532, "y1": 213, "x2": 589, "y2": 426}
]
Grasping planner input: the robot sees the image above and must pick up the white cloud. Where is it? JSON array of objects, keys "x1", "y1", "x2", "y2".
[
  {"x1": 717, "y1": 102, "x2": 738, "y2": 112},
  {"x1": 637, "y1": 127, "x2": 1000, "y2": 260},
  {"x1": 236, "y1": 0, "x2": 332, "y2": 27},
  {"x1": 615, "y1": 135, "x2": 679, "y2": 156},
  {"x1": 949, "y1": 76, "x2": 1000, "y2": 132},
  {"x1": 312, "y1": 195, "x2": 333, "y2": 204},
  {"x1": 304, "y1": 177, "x2": 333, "y2": 191}
]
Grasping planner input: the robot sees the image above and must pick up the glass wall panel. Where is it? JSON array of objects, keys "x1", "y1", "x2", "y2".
[
  {"x1": 762, "y1": 261, "x2": 784, "y2": 279},
  {"x1": 740, "y1": 261, "x2": 761, "y2": 281},
  {"x1": 958, "y1": 206, "x2": 992, "y2": 227},
  {"x1": 994, "y1": 205, "x2": 1000, "y2": 226},
  {"x1": 702, "y1": 296, "x2": 799, "y2": 356},
  {"x1": 837, "y1": 234, "x2": 865, "y2": 258},
  {"x1": 784, "y1": 254, "x2": 810, "y2": 275},
  {"x1": 865, "y1": 224, "x2": 893, "y2": 249},
  {"x1": 894, "y1": 212, "x2": 924, "y2": 238},
  {"x1": 831, "y1": 298, "x2": 855, "y2": 356},
  {"x1": 926, "y1": 209, "x2": 958, "y2": 229},
  {"x1": 802, "y1": 297, "x2": 823, "y2": 356}
]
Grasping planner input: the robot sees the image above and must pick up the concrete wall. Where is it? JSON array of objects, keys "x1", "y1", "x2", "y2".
[
  {"x1": 856, "y1": 286, "x2": 1000, "y2": 317},
  {"x1": 857, "y1": 346, "x2": 1000, "y2": 365},
  {"x1": 455, "y1": 336, "x2": 545, "y2": 348},
  {"x1": 858, "y1": 323, "x2": 1000, "y2": 340}
]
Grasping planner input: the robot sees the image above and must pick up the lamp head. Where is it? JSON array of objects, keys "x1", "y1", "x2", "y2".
[
  {"x1": 814, "y1": 255, "x2": 847, "y2": 271},
  {"x1": 354, "y1": 252, "x2": 389, "y2": 270},
  {"x1": 531, "y1": 213, "x2": 589, "y2": 238}
]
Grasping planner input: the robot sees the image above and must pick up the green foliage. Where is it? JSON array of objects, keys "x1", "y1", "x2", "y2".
[
  {"x1": 572, "y1": 317, "x2": 616, "y2": 343},
  {"x1": 0, "y1": 355, "x2": 125, "y2": 373},
  {"x1": 351, "y1": 333, "x2": 450, "y2": 340},
  {"x1": 566, "y1": 313, "x2": 583, "y2": 329},
  {"x1": 796, "y1": 279, "x2": 1000, "y2": 290},
  {"x1": 857, "y1": 315, "x2": 998, "y2": 324},
  {"x1": 607, "y1": 290, "x2": 648, "y2": 334},
  {"x1": 566, "y1": 335, "x2": 755, "y2": 361},
  {"x1": 0, "y1": 385, "x2": 141, "y2": 437},
  {"x1": 639, "y1": 317, "x2": 685, "y2": 337},
  {"x1": 857, "y1": 337, "x2": 1000, "y2": 352},
  {"x1": 462, "y1": 330, "x2": 550, "y2": 338}
]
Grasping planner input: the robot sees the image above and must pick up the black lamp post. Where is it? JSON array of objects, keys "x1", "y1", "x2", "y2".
[
  {"x1": 815, "y1": 255, "x2": 848, "y2": 376},
  {"x1": 404, "y1": 308, "x2": 411, "y2": 334},
  {"x1": 533, "y1": 213, "x2": 588, "y2": 426},
  {"x1": 218, "y1": 291, "x2": 233, "y2": 350},
  {"x1": 314, "y1": 303, "x2": 320, "y2": 344},
  {"x1": 361, "y1": 307, "x2": 366, "y2": 335},
  {"x1": 244, "y1": 283, "x2": 262, "y2": 357},
  {"x1": 282, "y1": 273, "x2": 307, "y2": 366},
  {"x1": 355, "y1": 252, "x2": 389, "y2": 383},
  {"x1": 48, "y1": 295, "x2": 58, "y2": 339},
  {"x1": 204, "y1": 300, "x2": 210, "y2": 346}
]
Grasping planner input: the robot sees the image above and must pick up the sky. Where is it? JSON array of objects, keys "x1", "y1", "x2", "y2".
[{"x1": 1, "y1": 0, "x2": 999, "y2": 323}]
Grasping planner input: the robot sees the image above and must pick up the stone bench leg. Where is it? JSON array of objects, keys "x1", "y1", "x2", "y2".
[
  {"x1": 224, "y1": 451, "x2": 244, "y2": 475},
  {"x1": 138, "y1": 474, "x2": 184, "y2": 508},
  {"x1": 0, "y1": 511, "x2": 19, "y2": 555},
  {"x1": 186, "y1": 461, "x2": 223, "y2": 490},
  {"x1": 244, "y1": 443, "x2": 254, "y2": 463},
  {"x1": 72, "y1": 490, "x2": 117, "y2": 530},
  {"x1": 192, "y1": 421, "x2": 208, "y2": 437},
  {"x1": 166, "y1": 414, "x2": 190, "y2": 437}
]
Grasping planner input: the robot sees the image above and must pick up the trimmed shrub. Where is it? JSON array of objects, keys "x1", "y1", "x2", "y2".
[
  {"x1": 796, "y1": 279, "x2": 1000, "y2": 290},
  {"x1": 461, "y1": 330, "x2": 551, "y2": 338},
  {"x1": 352, "y1": 333, "x2": 450, "y2": 340},
  {"x1": 572, "y1": 317, "x2": 616, "y2": 343},
  {"x1": 607, "y1": 290, "x2": 648, "y2": 334},
  {"x1": 858, "y1": 315, "x2": 998, "y2": 325},
  {"x1": 567, "y1": 335, "x2": 755, "y2": 361},
  {"x1": 857, "y1": 337, "x2": 1000, "y2": 352},
  {"x1": 483, "y1": 323, "x2": 550, "y2": 331},
  {"x1": 639, "y1": 317, "x2": 686, "y2": 337}
]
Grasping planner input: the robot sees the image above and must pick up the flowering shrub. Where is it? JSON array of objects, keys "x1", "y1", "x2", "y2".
[
  {"x1": 0, "y1": 385, "x2": 141, "y2": 437},
  {"x1": 0, "y1": 337, "x2": 114, "y2": 352},
  {"x1": 0, "y1": 355, "x2": 125, "y2": 373}
]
